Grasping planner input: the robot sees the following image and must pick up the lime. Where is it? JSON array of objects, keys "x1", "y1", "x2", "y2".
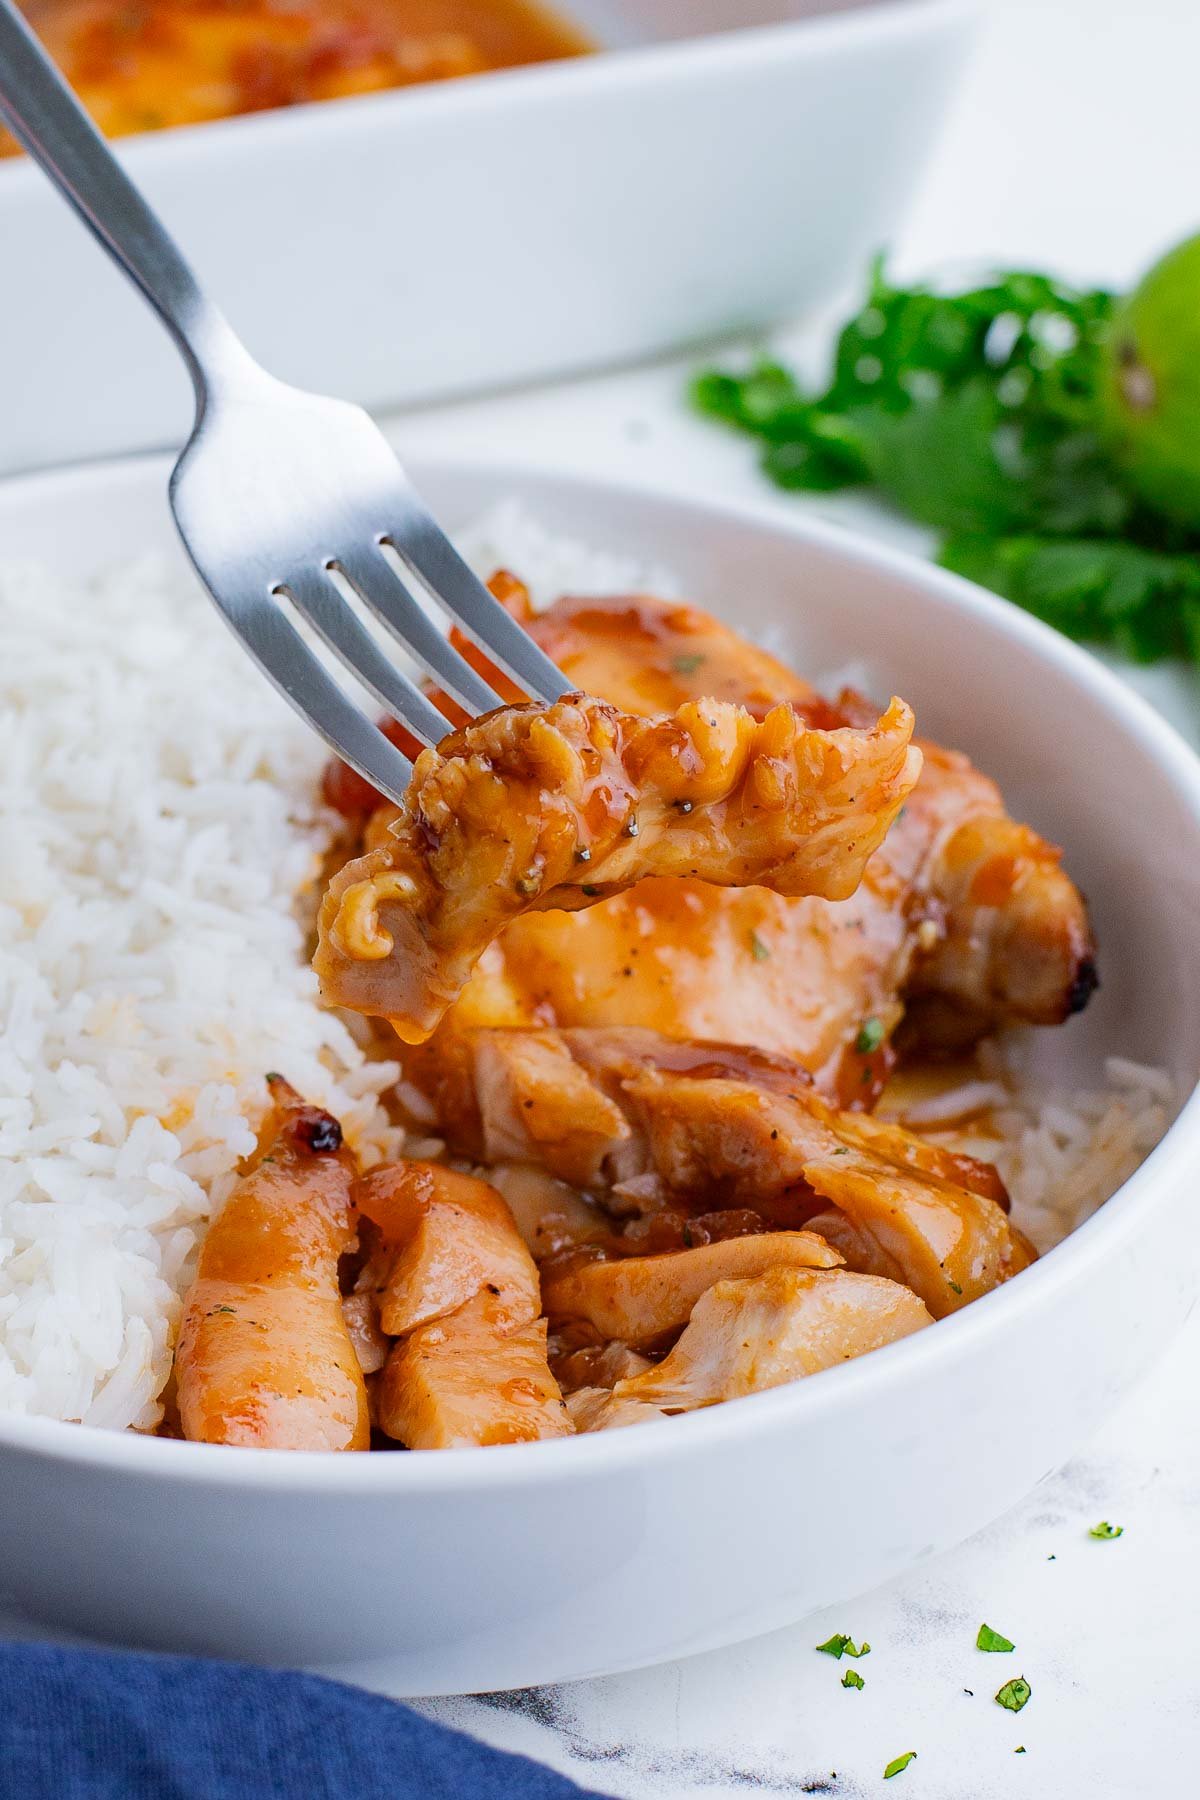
[{"x1": 1099, "y1": 230, "x2": 1200, "y2": 527}]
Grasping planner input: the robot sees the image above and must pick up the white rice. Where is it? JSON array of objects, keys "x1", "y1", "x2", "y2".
[
  {"x1": 973, "y1": 1044, "x2": 1176, "y2": 1253},
  {"x1": 0, "y1": 509, "x2": 1176, "y2": 1431},
  {"x1": 0, "y1": 555, "x2": 405, "y2": 1430},
  {"x1": 881, "y1": 1044, "x2": 1176, "y2": 1255}
]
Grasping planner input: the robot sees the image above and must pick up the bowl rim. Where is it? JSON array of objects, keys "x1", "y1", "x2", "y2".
[
  {"x1": 1, "y1": 445, "x2": 1198, "y2": 1494},
  {"x1": 0, "y1": 0, "x2": 976, "y2": 193}
]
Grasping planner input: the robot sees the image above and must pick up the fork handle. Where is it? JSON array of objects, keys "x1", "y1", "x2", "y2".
[{"x1": 0, "y1": 0, "x2": 247, "y2": 404}]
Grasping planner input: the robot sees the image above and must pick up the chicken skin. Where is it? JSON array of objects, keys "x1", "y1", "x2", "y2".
[
  {"x1": 175, "y1": 1077, "x2": 369, "y2": 1451},
  {"x1": 316, "y1": 690, "x2": 920, "y2": 1043}
]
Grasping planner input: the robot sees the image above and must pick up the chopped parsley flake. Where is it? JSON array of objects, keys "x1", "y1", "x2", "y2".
[
  {"x1": 580, "y1": 884, "x2": 601, "y2": 897},
  {"x1": 1089, "y1": 1520, "x2": 1124, "y2": 1539},
  {"x1": 884, "y1": 1752, "x2": 917, "y2": 1779},
  {"x1": 995, "y1": 1677, "x2": 1032, "y2": 1714},
  {"x1": 977, "y1": 1623, "x2": 1015, "y2": 1653},
  {"x1": 855, "y1": 1016, "x2": 884, "y2": 1053},
  {"x1": 750, "y1": 931, "x2": 771, "y2": 962},
  {"x1": 947, "y1": 1279, "x2": 963, "y2": 1295},
  {"x1": 1015, "y1": 1746, "x2": 1027, "y2": 1754},
  {"x1": 672, "y1": 653, "x2": 705, "y2": 673},
  {"x1": 815, "y1": 1633, "x2": 870, "y2": 1659},
  {"x1": 841, "y1": 1669, "x2": 865, "y2": 1691}
]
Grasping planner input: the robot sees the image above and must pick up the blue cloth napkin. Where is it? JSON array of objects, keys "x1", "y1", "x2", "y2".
[{"x1": 0, "y1": 1641, "x2": 613, "y2": 1799}]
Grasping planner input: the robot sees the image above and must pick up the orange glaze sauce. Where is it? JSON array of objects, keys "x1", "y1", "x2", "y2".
[{"x1": 5, "y1": 0, "x2": 592, "y2": 154}]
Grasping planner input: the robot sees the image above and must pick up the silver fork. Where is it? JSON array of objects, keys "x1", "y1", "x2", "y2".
[{"x1": 0, "y1": 0, "x2": 569, "y2": 803}]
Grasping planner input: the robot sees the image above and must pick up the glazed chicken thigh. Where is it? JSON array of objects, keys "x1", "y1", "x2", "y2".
[
  {"x1": 325, "y1": 582, "x2": 1095, "y2": 1101},
  {"x1": 316, "y1": 688, "x2": 919, "y2": 1042}
]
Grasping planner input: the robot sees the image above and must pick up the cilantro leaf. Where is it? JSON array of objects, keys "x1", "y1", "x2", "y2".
[
  {"x1": 1089, "y1": 1520, "x2": 1124, "y2": 1539},
  {"x1": 884, "y1": 1752, "x2": 918, "y2": 1779},
  {"x1": 842, "y1": 1669, "x2": 865, "y2": 1690},
  {"x1": 977, "y1": 1623, "x2": 1016, "y2": 1653},
  {"x1": 940, "y1": 534, "x2": 1200, "y2": 662},
  {"x1": 996, "y1": 1677, "x2": 1032, "y2": 1713},
  {"x1": 854, "y1": 1016, "x2": 884, "y2": 1053},
  {"x1": 692, "y1": 254, "x2": 1200, "y2": 666},
  {"x1": 815, "y1": 1633, "x2": 870, "y2": 1659},
  {"x1": 692, "y1": 258, "x2": 1119, "y2": 535}
]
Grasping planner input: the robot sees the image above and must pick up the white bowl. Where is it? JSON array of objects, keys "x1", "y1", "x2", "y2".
[
  {"x1": 1, "y1": 451, "x2": 1198, "y2": 1694},
  {"x1": 0, "y1": 0, "x2": 974, "y2": 475}
]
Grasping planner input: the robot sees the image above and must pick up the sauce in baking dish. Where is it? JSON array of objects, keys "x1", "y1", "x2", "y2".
[{"x1": 3, "y1": 0, "x2": 592, "y2": 155}]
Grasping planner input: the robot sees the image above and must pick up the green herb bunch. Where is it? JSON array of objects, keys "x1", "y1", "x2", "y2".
[{"x1": 692, "y1": 255, "x2": 1200, "y2": 664}]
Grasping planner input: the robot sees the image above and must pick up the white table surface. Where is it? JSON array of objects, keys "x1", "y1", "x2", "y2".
[{"x1": 6, "y1": 1, "x2": 1200, "y2": 1793}]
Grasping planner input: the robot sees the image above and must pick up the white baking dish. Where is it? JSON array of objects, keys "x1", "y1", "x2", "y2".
[{"x1": 0, "y1": 0, "x2": 973, "y2": 474}]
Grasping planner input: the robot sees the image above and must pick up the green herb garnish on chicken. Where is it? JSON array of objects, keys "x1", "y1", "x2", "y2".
[{"x1": 692, "y1": 237, "x2": 1200, "y2": 665}]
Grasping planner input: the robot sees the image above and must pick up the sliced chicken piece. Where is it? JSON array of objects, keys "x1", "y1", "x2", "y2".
[
  {"x1": 341, "y1": 1291, "x2": 390, "y2": 1376},
  {"x1": 457, "y1": 1025, "x2": 1004, "y2": 1200},
  {"x1": 565, "y1": 1386, "x2": 668, "y2": 1433},
  {"x1": 551, "y1": 1338, "x2": 655, "y2": 1393},
  {"x1": 175, "y1": 1077, "x2": 369, "y2": 1451},
  {"x1": 797, "y1": 1142, "x2": 1034, "y2": 1315},
  {"x1": 614, "y1": 1268, "x2": 932, "y2": 1409},
  {"x1": 356, "y1": 1160, "x2": 572, "y2": 1449},
  {"x1": 542, "y1": 1232, "x2": 842, "y2": 1348},
  {"x1": 315, "y1": 691, "x2": 920, "y2": 1042},
  {"x1": 378, "y1": 1294, "x2": 571, "y2": 1449},
  {"x1": 430, "y1": 1027, "x2": 1027, "y2": 1318},
  {"x1": 485, "y1": 1161, "x2": 609, "y2": 1262},
  {"x1": 354, "y1": 1160, "x2": 540, "y2": 1336},
  {"x1": 473, "y1": 1030, "x2": 632, "y2": 1189}
]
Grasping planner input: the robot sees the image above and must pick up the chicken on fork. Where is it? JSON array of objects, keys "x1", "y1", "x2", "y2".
[
  {"x1": 322, "y1": 581, "x2": 1096, "y2": 1102},
  {"x1": 316, "y1": 687, "x2": 920, "y2": 1043}
]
